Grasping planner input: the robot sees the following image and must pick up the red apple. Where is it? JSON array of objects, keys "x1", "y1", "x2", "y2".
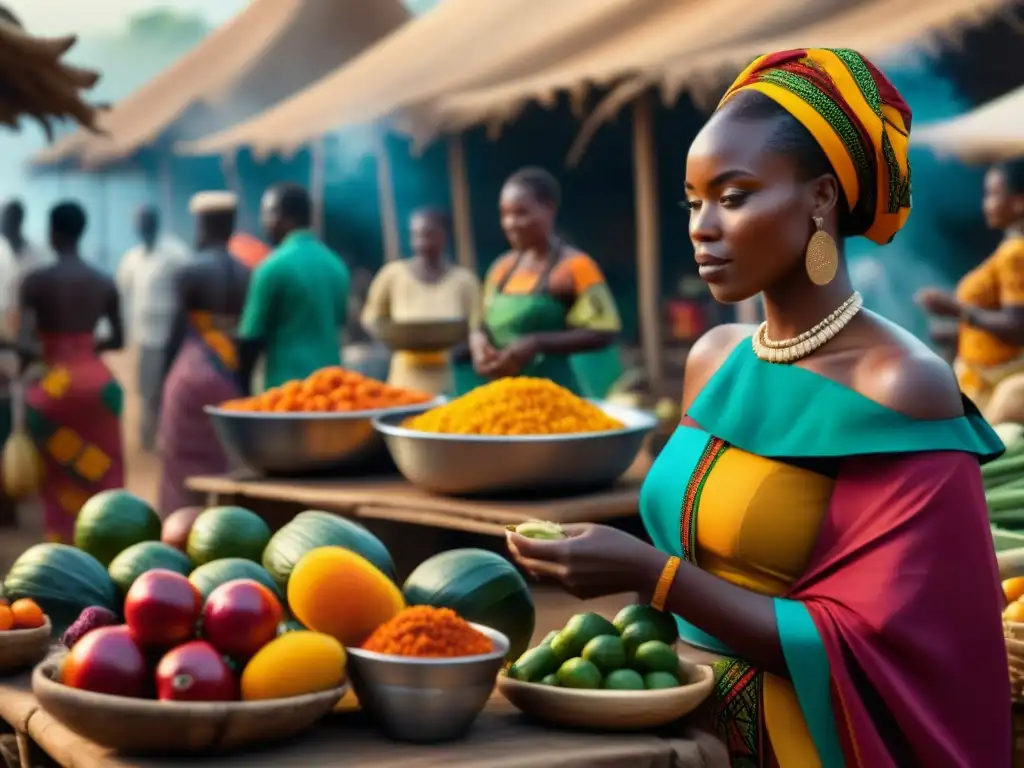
[
  {"x1": 155, "y1": 641, "x2": 237, "y2": 702},
  {"x1": 62, "y1": 625, "x2": 149, "y2": 698},
  {"x1": 202, "y1": 579, "x2": 282, "y2": 660},
  {"x1": 125, "y1": 569, "x2": 203, "y2": 649},
  {"x1": 161, "y1": 506, "x2": 203, "y2": 551}
]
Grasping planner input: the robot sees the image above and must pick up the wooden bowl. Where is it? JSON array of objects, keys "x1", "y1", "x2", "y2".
[
  {"x1": 32, "y1": 659, "x2": 346, "y2": 754},
  {"x1": 0, "y1": 618, "x2": 51, "y2": 674},
  {"x1": 496, "y1": 656, "x2": 714, "y2": 731}
]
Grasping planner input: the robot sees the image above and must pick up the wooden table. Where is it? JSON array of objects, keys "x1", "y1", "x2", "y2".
[
  {"x1": 0, "y1": 671, "x2": 720, "y2": 768},
  {"x1": 186, "y1": 456, "x2": 649, "y2": 537}
]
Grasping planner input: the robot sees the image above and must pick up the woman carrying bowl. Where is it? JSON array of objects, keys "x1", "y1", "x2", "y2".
[
  {"x1": 361, "y1": 208, "x2": 482, "y2": 395},
  {"x1": 456, "y1": 167, "x2": 623, "y2": 397},
  {"x1": 506, "y1": 50, "x2": 1009, "y2": 766},
  {"x1": 916, "y1": 158, "x2": 1024, "y2": 425}
]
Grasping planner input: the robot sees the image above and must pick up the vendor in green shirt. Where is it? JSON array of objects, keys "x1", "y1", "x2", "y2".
[{"x1": 237, "y1": 184, "x2": 350, "y2": 393}]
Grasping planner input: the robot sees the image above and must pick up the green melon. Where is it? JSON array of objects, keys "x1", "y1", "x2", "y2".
[
  {"x1": 4, "y1": 543, "x2": 119, "y2": 633},
  {"x1": 262, "y1": 510, "x2": 396, "y2": 593},
  {"x1": 403, "y1": 548, "x2": 535, "y2": 661},
  {"x1": 188, "y1": 558, "x2": 282, "y2": 602},
  {"x1": 74, "y1": 490, "x2": 161, "y2": 567},
  {"x1": 187, "y1": 506, "x2": 271, "y2": 566},
  {"x1": 108, "y1": 541, "x2": 194, "y2": 597}
]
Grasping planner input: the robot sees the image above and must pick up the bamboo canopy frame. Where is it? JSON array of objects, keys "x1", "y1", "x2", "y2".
[
  {"x1": 0, "y1": 7, "x2": 101, "y2": 139},
  {"x1": 913, "y1": 84, "x2": 1024, "y2": 162},
  {"x1": 173, "y1": 0, "x2": 1014, "y2": 384}
]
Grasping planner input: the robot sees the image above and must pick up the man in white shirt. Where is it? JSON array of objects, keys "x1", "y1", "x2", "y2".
[
  {"x1": 116, "y1": 206, "x2": 188, "y2": 451},
  {"x1": 0, "y1": 199, "x2": 53, "y2": 342}
]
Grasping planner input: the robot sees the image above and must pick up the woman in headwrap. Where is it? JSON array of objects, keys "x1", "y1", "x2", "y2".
[
  {"x1": 917, "y1": 158, "x2": 1024, "y2": 425},
  {"x1": 506, "y1": 49, "x2": 1009, "y2": 767}
]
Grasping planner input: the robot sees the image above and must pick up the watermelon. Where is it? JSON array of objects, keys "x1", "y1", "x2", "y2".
[
  {"x1": 74, "y1": 490, "x2": 162, "y2": 567},
  {"x1": 188, "y1": 558, "x2": 282, "y2": 602},
  {"x1": 187, "y1": 506, "x2": 271, "y2": 566},
  {"x1": 4, "y1": 543, "x2": 119, "y2": 633},
  {"x1": 108, "y1": 541, "x2": 194, "y2": 596},
  {"x1": 262, "y1": 510, "x2": 396, "y2": 592},
  {"x1": 402, "y1": 548, "x2": 535, "y2": 661}
]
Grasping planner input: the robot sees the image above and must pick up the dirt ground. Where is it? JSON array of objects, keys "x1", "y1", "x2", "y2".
[{"x1": 0, "y1": 348, "x2": 636, "y2": 635}]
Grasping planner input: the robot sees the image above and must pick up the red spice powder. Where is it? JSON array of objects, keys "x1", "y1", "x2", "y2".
[{"x1": 361, "y1": 606, "x2": 493, "y2": 658}]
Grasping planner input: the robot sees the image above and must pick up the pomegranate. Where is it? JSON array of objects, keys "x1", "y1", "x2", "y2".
[
  {"x1": 62, "y1": 625, "x2": 149, "y2": 698},
  {"x1": 202, "y1": 579, "x2": 282, "y2": 660},
  {"x1": 125, "y1": 569, "x2": 202, "y2": 649},
  {"x1": 161, "y1": 506, "x2": 203, "y2": 551},
  {"x1": 155, "y1": 641, "x2": 237, "y2": 702}
]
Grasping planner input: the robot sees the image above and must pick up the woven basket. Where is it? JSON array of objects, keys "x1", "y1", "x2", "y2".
[
  {"x1": 1004, "y1": 621, "x2": 1024, "y2": 765},
  {"x1": 32, "y1": 659, "x2": 346, "y2": 754},
  {"x1": 0, "y1": 618, "x2": 51, "y2": 674}
]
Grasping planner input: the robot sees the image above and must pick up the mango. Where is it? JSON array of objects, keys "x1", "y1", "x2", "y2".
[
  {"x1": 241, "y1": 630, "x2": 346, "y2": 701},
  {"x1": 287, "y1": 546, "x2": 404, "y2": 648}
]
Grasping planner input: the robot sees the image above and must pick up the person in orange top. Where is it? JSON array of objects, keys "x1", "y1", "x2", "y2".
[
  {"x1": 459, "y1": 166, "x2": 623, "y2": 396},
  {"x1": 917, "y1": 159, "x2": 1024, "y2": 423}
]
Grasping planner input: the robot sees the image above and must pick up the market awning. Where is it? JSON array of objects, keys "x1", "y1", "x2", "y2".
[
  {"x1": 31, "y1": 0, "x2": 408, "y2": 168},
  {"x1": 913, "y1": 84, "x2": 1024, "y2": 162},
  {"x1": 176, "y1": 0, "x2": 1010, "y2": 159}
]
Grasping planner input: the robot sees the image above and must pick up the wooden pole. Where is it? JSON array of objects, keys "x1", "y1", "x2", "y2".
[
  {"x1": 631, "y1": 92, "x2": 664, "y2": 386},
  {"x1": 373, "y1": 125, "x2": 401, "y2": 262},
  {"x1": 309, "y1": 136, "x2": 327, "y2": 238},
  {"x1": 219, "y1": 151, "x2": 246, "y2": 230},
  {"x1": 446, "y1": 134, "x2": 476, "y2": 273}
]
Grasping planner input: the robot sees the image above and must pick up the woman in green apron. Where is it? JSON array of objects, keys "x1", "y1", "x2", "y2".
[{"x1": 454, "y1": 166, "x2": 622, "y2": 396}]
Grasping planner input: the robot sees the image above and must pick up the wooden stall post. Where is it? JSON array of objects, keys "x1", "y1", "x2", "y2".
[
  {"x1": 446, "y1": 134, "x2": 477, "y2": 273},
  {"x1": 631, "y1": 92, "x2": 665, "y2": 386},
  {"x1": 310, "y1": 136, "x2": 327, "y2": 238},
  {"x1": 373, "y1": 124, "x2": 401, "y2": 262}
]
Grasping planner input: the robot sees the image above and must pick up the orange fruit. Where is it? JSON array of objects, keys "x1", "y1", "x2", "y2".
[
  {"x1": 10, "y1": 598, "x2": 45, "y2": 629},
  {"x1": 1004, "y1": 600, "x2": 1024, "y2": 622},
  {"x1": 0, "y1": 605, "x2": 13, "y2": 631},
  {"x1": 1004, "y1": 577, "x2": 1024, "y2": 604}
]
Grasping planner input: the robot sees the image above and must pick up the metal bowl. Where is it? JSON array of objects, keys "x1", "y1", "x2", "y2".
[
  {"x1": 371, "y1": 319, "x2": 468, "y2": 352},
  {"x1": 373, "y1": 401, "x2": 657, "y2": 496},
  {"x1": 346, "y1": 623, "x2": 508, "y2": 743},
  {"x1": 205, "y1": 400, "x2": 440, "y2": 476}
]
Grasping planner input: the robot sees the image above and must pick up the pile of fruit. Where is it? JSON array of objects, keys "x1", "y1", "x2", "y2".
[
  {"x1": 220, "y1": 366, "x2": 433, "y2": 413},
  {"x1": 61, "y1": 571, "x2": 345, "y2": 702},
  {"x1": 982, "y1": 424, "x2": 1024, "y2": 552},
  {"x1": 2, "y1": 487, "x2": 539, "y2": 704},
  {"x1": 507, "y1": 605, "x2": 684, "y2": 691},
  {"x1": 0, "y1": 597, "x2": 46, "y2": 632}
]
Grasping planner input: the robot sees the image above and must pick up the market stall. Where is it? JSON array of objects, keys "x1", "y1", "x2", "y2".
[{"x1": 0, "y1": 666, "x2": 716, "y2": 768}]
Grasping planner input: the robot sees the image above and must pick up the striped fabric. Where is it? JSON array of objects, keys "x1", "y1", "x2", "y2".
[{"x1": 719, "y1": 48, "x2": 912, "y2": 246}]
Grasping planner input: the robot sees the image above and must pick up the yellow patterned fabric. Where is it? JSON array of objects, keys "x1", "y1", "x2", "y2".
[
  {"x1": 956, "y1": 235, "x2": 1024, "y2": 369},
  {"x1": 719, "y1": 48, "x2": 912, "y2": 245}
]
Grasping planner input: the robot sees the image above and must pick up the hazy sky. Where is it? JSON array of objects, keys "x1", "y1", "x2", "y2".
[{"x1": 6, "y1": 0, "x2": 248, "y2": 35}]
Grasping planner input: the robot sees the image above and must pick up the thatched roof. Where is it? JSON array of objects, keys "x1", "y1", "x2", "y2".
[{"x1": 0, "y1": 6, "x2": 101, "y2": 139}]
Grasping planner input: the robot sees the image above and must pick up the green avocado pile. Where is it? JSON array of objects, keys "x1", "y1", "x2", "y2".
[{"x1": 507, "y1": 604, "x2": 683, "y2": 691}]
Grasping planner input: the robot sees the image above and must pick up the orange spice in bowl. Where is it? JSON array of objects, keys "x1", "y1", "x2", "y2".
[
  {"x1": 361, "y1": 606, "x2": 494, "y2": 658},
  {"x1": 221, "y1": 366, "x2": 433, "y2": 414}
]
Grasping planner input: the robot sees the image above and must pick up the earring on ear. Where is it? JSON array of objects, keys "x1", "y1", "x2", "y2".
[{"x1": 805, "y1": 216, "x2": 838, "y2": 286}]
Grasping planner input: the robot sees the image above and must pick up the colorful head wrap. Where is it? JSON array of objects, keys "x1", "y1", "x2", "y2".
[{"x1": 718, "y1": 48, "x2": 912, "y2": 245}]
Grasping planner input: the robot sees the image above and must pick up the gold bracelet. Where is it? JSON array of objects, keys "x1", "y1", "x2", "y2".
[{"x1": 650, "y1": 556, "x2": 680, "y2": 611}]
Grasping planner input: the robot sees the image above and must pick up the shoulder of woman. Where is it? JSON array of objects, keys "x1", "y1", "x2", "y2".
[
  {"x1": 681, "y1": 323, "x2": 758, "y2": 411},
  {"x1": 852, "y1": 345, "x2": 964, "y2": 421},
  {"x1": 485, "y1": 252, "x2": 516, "y2": 282},
  {"x1": 555, "y1": 249, "x2": 606, "y2": 291}
]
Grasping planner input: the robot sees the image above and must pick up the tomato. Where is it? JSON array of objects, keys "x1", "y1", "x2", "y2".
[
  {"x1": 124, "y1": 569, "x2": 202, "y2": 649},
  {"x1": 62, "y1": 625, "x2": 149, "y2": 698},
  {"x1": 202, "y1": 579, "x2": 282, "y2": 661},
  {"x1": 155, "y1": 640, "x2": 237, "y2": 702}
]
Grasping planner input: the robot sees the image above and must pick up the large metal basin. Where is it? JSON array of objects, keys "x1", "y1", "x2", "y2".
[
  {"x1": 205, "y1": 401, "x2": 440, "y2": 476},
  {"x1": 372, "y1": 401, "x2": 657, "y2": 496}
]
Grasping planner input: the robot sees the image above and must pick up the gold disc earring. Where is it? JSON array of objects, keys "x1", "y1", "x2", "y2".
[{"x1": 805, "y1": 216, "x2": 838, "y2": 286}]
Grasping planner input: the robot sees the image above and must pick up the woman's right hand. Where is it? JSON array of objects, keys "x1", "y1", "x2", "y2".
[{"x1": 469, "y1": 330, "x2": 499, "y2": 375}]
